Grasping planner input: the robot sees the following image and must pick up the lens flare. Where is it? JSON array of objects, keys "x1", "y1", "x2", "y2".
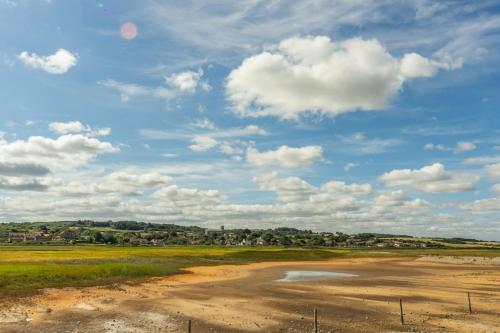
[
  {"x1": 120, "y1": 22, "x2": 138, "y2": 40},
  {"x1": 96, "y1": 1, "x2": 109, "y2": 13}
]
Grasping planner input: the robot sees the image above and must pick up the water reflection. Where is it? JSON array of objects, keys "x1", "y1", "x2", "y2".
[{"x1": 276, "y1": 270, "x2": 358, "y2": 282}]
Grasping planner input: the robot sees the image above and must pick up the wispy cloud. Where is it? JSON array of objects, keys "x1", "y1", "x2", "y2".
[
  {"x1": 334, "y1": 133, "x2": 402, "y2": 155},
  {"x1": 98, "y1": 68, "x2": 209, "y2": 102},
  {"x1": 139, "y1": 124, "x2": 267, "y2": 140},
  {"x1": 344, "y1": 162, "x2": 360, "y2": 172},
  {"x1": 97, "y1": 79, "x2": 174, "y2": 102},
  {"x1": 463, "y1": 155, "x2": 500, "y2": 165},
  {"x1": 145, "y1": 0, "x2": 387, "y2": 54},
  {"x1": 145, "y1": 0, "x2": 500, "y2": 69},
  {"x1": 402, "y1": 125, "x2": 481, "y2": 137},
  {"x1": 424, "y1": 141, "x2": 477, "y2": 154}
]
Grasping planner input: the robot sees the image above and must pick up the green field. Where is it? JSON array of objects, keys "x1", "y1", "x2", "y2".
[{"x1": 1, "y1": 245, "x2": 499, "y2": 298}]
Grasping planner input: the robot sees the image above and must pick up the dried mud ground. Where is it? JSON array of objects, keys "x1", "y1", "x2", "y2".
[{"x1": 1, "y1": 256, "x2": 499, "y2": 333}]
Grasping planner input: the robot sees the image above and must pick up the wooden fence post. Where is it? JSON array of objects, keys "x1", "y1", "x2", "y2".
[
  {"x1": 467, "y1": 292, "x2": 472, "y2": 314},
  {"x1": 188, "y1": 319, "x2": 192, "y2": 333},
  {"x1": 314, "y1": 308, "x2": 318, "y2": 333},
  {"x1": 399, "y1": 298, "x2": 404, "y2": 325}
]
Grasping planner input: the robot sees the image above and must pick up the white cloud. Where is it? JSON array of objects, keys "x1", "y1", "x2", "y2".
[
  {"x1": 424, "y1": 143, "x2": 446, "y2": 151},
  {"x1": 399, "y1": 52, "x2": 460, "y2": 79},
  {"x1": 226, "y1": 36, "x2": 457, "y2": 119},
  {"x1": 218, "y1": 141, "x2": 245, "y2": 156},
  {"x1": 486, "y1": 163, "x2": 500, "y2": 179},
  {"x1": 190, "y1": 118, "x2": 215, "y2": 130},
  {"x1": 153, "y1": 86, "x2": 176, "y2": 100},
  {"x1": 379, "y1": 163, "x2": 479, "y2": 193},
  {"x1": 165, "y1": 69, "x2": 210, "y2": 92},
  {"x1": 370, "y1": 190, "x2": 433, "y2": 215},
  {"x1": 254, "y1": 172, "x2": 370, "y2": 212},
  {"x1": 454, "y1": 141, "x2": 477, "y2": 153},
  {"x1": 247, "y1": 145, "x2": 323, "y2": 168},
  {"x1": 49, "y1": 121, "x2": 87, "y2": 134},
  {"x1": 0, "y1": 165, "x2": 493, "y2": 239},
  {"x1": 0, "y1": 177, "x2": 48, "y2": 191},
  {"x1": 0, "y1": 160, "x2": 51, "y2": 193},
  {"x1": 321, "y1": 181, "x2": 372, "y2": 195},
  {"x1": 52, "y1": 170, "x2": 171, "y2": 197},
  {"x1": 0, "y1": 134, "x2": 118, "y2": 170},
  {"x1": 460, "y1": 197, "x2": 500, "y2": 213},
  {"x1": 399, "y1": 53, "x2": 439, "y2": 78},
  {"x1": 18, "y1": 49, "x2": 77, "y2": 74},
  {"x1": 424, "y1": 141, "x2": 476, "y2": 153},
  {"x1": 103, "y1": 171, "x2": 171, "y2": 195},
  {"x1": 211, "y1": 125, "x2": 267, "y2": 138},
  {"x1": 90, "y1": 128, "x2": 112, "y2": 137},
  {"x1": 0, "y1": 162, "x2": 50, "y2": 177},
  {"x1": 0, "y1": 173, "x2": 49, "y2": 193},
  {"x1": 254, "y1": 172, "x2": 316, "y2": 203},
  {"x1": 189, "y1": 136, "x2": 218, "y2": 152},
  {"x1": 371, "y1": 190, "x2": 408, "y2": 210},
  {"x1": 49, "y1": 121, "x2": 111, "y2": 137},
  {"x1": 106, "y1": 171, "x2": 171, "y2": 188},
  {"x1": 152, "y1": 185, "x2": 223, "y2": 207},
  {"x1": 142, "y1": 123, "x2": 266, "y2": 159},
  {"x1": 344, "y1": 162, "x2": 360, "y2": 172}
]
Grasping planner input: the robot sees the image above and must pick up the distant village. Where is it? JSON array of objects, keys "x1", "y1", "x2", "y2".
[{"x1": 0, "y1": 220, "x2": 476, "y2": 248}]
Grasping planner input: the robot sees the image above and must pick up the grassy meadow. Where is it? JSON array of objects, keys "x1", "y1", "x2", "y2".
[{"x1": 1, "y1": 245, "x2": 499, "y2": 298}]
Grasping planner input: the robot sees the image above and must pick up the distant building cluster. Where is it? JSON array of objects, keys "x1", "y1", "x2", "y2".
[
  {"x1": 0, "y1": 221, "x2": 457, "y2": 248},
  {"x1": 7, "y1": 230, "x2": 77, "y2": 243}
]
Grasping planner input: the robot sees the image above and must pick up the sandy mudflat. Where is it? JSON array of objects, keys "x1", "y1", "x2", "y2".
[
  {"x1": 416, "y1": 255, "x2": 500, "y2": 265},
  {"x1": 1, "y1": 256, "x2": 499, "y2": 333}
]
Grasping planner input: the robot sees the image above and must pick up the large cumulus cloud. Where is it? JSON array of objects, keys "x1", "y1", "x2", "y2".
[{"x1": 226, "y1": 36, "x2": 458, "y2": 119}]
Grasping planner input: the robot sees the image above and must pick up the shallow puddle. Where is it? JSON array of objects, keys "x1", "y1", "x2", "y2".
[{"x1": 276, "y1": 270, "x2": 358, "y2": 282}]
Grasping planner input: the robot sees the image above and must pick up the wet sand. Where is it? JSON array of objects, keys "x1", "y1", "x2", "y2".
[{"x1": 1, "y1": 256, "x2": 499, "y2": 332}]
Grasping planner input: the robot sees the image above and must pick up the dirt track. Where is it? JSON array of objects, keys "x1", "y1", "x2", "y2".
[{"x1": 1, "y1": 256, "x2": 499, "y2": 332}]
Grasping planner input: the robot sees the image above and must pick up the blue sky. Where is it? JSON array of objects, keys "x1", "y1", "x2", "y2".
[{"x1": 1, "y1": 0, "x2": 499, "y2": 240}]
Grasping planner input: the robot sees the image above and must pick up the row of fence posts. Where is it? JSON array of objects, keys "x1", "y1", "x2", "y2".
[
  {"x1": 399, "y1": 291, "x2": 473, "y2": 325},
  {"x1": 186, "y1": 291, "x2": 475, "y2": 332}
]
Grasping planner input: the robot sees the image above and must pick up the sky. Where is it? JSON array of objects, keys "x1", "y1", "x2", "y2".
[{"x1": 0, "y1": 0, "x2": 500, "y2": 240}]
